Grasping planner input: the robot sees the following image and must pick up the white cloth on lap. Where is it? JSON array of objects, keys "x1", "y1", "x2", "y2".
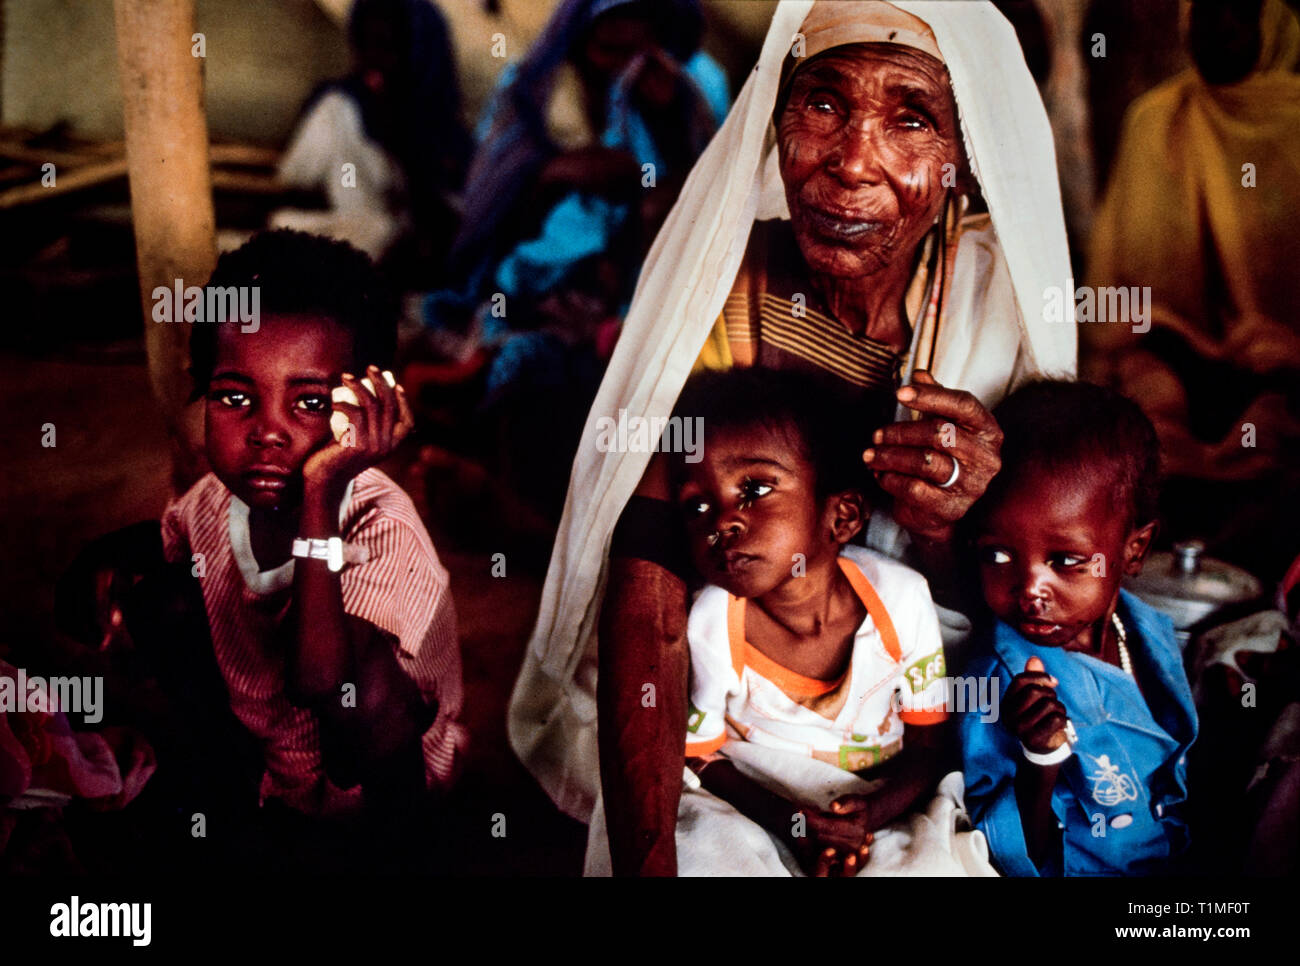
[{"x1": 585, "y1": 748, "x2": 996, "y2": 876}]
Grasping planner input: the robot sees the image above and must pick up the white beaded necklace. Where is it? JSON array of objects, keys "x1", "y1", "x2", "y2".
[{"x1": 1111, "y1": 612, "x2": 1134, "y2": 677}]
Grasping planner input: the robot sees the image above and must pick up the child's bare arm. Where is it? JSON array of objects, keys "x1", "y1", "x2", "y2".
[
  {"x1": 1004, "y1": 657, "x2": 1069, "y2": 869},
  {"x1": 690, "y1": 756, "x2": 872, "y2": 877},
  {"x1": 287, "y1": 367, "x2": 430, "y2": 802},
  {"x1": 1014, "y1": 757, "x2": 1063, "y2": 869},
  {"x1": 290, "y1": 505, "x2": 431, "y2": 804}
]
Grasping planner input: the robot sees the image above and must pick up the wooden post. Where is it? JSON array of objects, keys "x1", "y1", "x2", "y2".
[{"x1": 113, "y1": 0, "x2": 216, "y2": 486}]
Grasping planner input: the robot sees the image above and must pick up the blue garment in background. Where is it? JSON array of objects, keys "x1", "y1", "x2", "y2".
[
  {"x1": 492, "y1": 50, "x2": 730, "y2": 300},
  {"x1": 960, "y1": 590, "x2": 1197, "y2": 876},
  {"x1": 427, "y1": 47, "x2": 729, "y2": 400},
  {"x1": 450, "y1": 0, "x2": 707, "y2": 279}
]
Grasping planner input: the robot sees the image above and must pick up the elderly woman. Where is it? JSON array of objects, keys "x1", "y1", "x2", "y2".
[{"x1": 509, "y1": 0, "x2": 1076, "y2": 875}]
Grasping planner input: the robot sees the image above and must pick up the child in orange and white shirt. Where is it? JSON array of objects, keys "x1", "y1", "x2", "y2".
[{"x1": 672, "y1": 368, "x2": 953, "y2": 877}]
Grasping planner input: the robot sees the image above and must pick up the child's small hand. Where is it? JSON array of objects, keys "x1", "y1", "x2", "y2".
[
  {"x1": 810, "y1": 843, "x2": 871, "y2": 878},
  {"x1": 1004, "y1": 656, "x2": 1069, "y2": 755},
  {"x1": 794, "y1": 795, "x2": 874, "y2": 876},
  {"x1": 303, "y1": 366, "x2": 414, "y2": 500}
]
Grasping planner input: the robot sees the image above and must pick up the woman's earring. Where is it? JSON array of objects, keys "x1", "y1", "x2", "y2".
[{"x1": 706, "y1": 531, "x2": 721, "y2": 547}]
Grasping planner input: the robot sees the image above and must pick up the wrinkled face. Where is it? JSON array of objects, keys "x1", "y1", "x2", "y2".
[
  {"x1": 205, "y1": 314, "x2": 353, "y2": 512},
  {"x1": 777, "y1": 44, "x2": 962, "y2": 280},
  {"x1": 678, "y1": 422, "x2": 837, "y2": 599},
  {"x1": 975, "y1": 468, "x2": 1148, "y2": 649}
]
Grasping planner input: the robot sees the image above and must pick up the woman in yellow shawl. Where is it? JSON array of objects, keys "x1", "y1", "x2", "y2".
[{"x1": 1084, "y1": 0, "x2": 1300, "y2": 572}]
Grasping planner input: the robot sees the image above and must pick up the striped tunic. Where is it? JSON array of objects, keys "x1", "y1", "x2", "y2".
[
  {"x1": 161, "y1": 468, "x2": 465, "y2": 816},
  {"x1": 694, "y1": 219, "x2": 923, "y2": 437}
]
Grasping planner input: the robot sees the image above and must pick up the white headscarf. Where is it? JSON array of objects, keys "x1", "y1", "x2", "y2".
[{"x1": 509, "y1": 0, "x2": 1076, "y2": 822}]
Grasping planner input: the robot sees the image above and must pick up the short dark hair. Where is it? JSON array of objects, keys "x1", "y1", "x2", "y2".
[
  {"x1": 970, "y1": 379, "x2": 1161, "y2": 534},
  {"x1": 670, "y1": 366, "x2": 872, "y2": 501},
  {"x1": 189, "y1": 230, "x2": 396, "y2": 399}
]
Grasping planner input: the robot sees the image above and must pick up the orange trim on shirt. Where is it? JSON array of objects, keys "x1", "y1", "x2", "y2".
[
  {"x1": 836, "y1": 557, "x2": 902, "y2": 663},
  {"x1": 742, "y1": 642, "x2": 845, "y2": 697},
  {"x1": 899, "y1": 709, "x2": 949, "y2": 725},
  {"x1": 685, "y1": 734, "x2": 727, "y2": 757},
  {"x1": 726, "y1": 594, "x2": 846, "y2": 697},
  {"x1": 723, "y1": 555, "x2": 903, "y2": 694}
]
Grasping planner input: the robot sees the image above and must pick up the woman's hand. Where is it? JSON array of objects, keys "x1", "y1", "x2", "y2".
[
  {"x1": 302, "y1": 365, "x2": 414, "y2": 505},
  {"x1": 864, "y1": 370, "x2": 1003, "y2": 544}
]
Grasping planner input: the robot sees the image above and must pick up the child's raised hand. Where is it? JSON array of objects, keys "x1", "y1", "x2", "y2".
[
  {"x1": 1004, "y1": 656, "x2": 1069, "y2": 755},
  {"x1": 303, "y1": 365, "x2": 414, "y2": 500}
]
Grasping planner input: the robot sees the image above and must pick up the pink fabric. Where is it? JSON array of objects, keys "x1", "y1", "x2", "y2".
[
  {"x1": 1, "y1": 660, "x2": 156, "y2": 807},
  {"x1": 161, "y1": 468, "x2": 465, "y2": 815}
]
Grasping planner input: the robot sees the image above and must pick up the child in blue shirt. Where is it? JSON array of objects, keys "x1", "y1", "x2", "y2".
[{"x1": 959, "y1": 380, "x2": 1197, "y2": 876}]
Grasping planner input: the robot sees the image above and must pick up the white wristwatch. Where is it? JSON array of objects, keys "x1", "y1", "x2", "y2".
[{"x1": 292, "y1": 536, "x2": 344, "y2": 573}]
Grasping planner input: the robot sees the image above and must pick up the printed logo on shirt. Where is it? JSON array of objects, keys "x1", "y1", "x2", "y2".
[
  {"x1": 903, "y1": 651, "x2": 946, "y2": 694},
  {"x1": 831, "y1": 740, "x2": 900, "y2": 772},
  {"x1": 686, "y1": 701, "x2": 706, "y2": 734},
  {"x1": 1085, "y1": 753, "x2": 1140, "y2": 806}
]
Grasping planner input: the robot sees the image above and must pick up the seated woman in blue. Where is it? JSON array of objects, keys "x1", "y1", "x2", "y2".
[
  {"x1": 959, "y1": 380, "x2": 1196, "y2": 876},
  {"x1": 428, "y1": 0, "x2": 730, "y2": 396}
]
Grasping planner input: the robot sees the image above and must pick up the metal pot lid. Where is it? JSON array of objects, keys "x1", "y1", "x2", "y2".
[{"x1": 1125, "y1": 540, "x2": 1262, "y2": 606}]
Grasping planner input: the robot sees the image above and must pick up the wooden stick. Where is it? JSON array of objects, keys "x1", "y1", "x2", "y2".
[
  {"x1": 113, "y1": 0, "x2": 216, "y2": 482},
  {"x1": 0, "y1": 143, "x2": 122, "y2": 169},
  {"x1": 209, "y1": 169, "x2": 283, "y2": 194},
  {"x1": 209, "y1": 143, "x2": 280, "y2": 167},
  {"x1": 0, "y1": 126, "x2": 126, "y2": 160},
  {"x1": 0, "y1": 158, "x2": 129, "y2": 209},
  {"x1": 0, "y1": 165, "x2": 40, "y2": 188}
]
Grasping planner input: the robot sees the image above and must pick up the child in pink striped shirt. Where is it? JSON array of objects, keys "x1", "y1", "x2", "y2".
[{"x1": 161, "y1": 230, "x2": 464, "y2": 830}]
